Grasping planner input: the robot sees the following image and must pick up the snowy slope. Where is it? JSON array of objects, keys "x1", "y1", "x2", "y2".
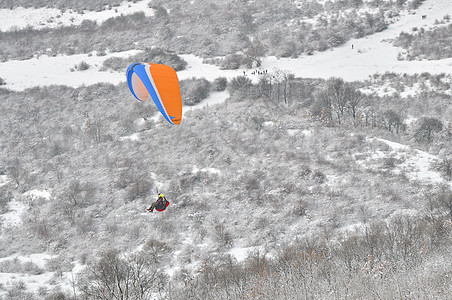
[
  {"x1": 0, "y1": 1, "x2": 154, "y2": 32},
  {"x1": 0, "y1": 0, "x2": 451, "y2": 91},
  {"x1": 356, "y1": 138, "x2": 452, "y2": 188},
  {"x1": 0, "y1": 0, "x2": 451, "y2": 297},
  {"x1": 261, "y1": 0, "x2": 452, "y2": 81},
  {"x1": 1, "y1": 189, "x2": 52, "y2": 228},
  {"x1": 0, "y1": 252, "x2": 83, "y2": 297},
  {"x1": 0, "y1": 200, "x2": 26, "y2": 228}
]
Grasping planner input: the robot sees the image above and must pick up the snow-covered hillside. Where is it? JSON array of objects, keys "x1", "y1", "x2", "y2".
[
  {"x1": 0, "y1": 0, "x2": 451, "y2": 91},
  {"x1": 0, "y1": 1, "x2": 154, "y2": 32},
  {"x1": 0, "y1": 0, "x2": 451, "y2": 298}
]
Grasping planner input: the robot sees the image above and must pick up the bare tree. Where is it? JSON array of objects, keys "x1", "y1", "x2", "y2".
[
  {"x1": 437, "y1": 191, "x2": 452, "y2": 219},
  {"x1": 84, "y1": 117, "x2": 103, "y2": 143},
  {"x1": 414, "y1": 117, "x2": 443, "y2": 143},
  {"x1": 243, "y1": 39, "x2": 265, "y2": 68},
  {"x1": 7, "y1": 159, "x2": 26, "y2": 186},
  {"x1": 326, "y1": 78, "x2": 348, "y2": 124},
  {"x1": 314, "y1": 89, "x2": 333, "y2": 124},
  {"x1": 438, "y1": 157, "x2": 452, "y2": 181},
  {"x1": 0, "y1": 189, "x2": 13, "y2": 214},
  {"x1": 273, "y1": 70, "x2": 295, "y2": 105},
  {"x1": 345, "y1": 86, "x2": 364, "y2": 124},
  {"x1": 78, "y1": 250, "x2": 165, "y2": 299},
  {"x1": 383, "y1": 109, "x2": 403, "y2": 133}
]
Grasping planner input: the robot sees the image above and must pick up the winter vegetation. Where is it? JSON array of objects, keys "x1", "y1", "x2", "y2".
[
  {"x1": 101, "y1": 48, "x2": 188, "y2": 72},
  {"x1": 1, "y1": 71, "x2": 451, "y2": 298},
  {"x1": 395, "y1": 21, "x2": 452, "y2": 60},
  {"x1": 1, "y1": 0, "x2": 452, "y2": 299},
  {"x1": 0, "y1": 0, "x2": 425, "y2": 61},
  {"x1": 0, "y1": 0, "x2": 127, "y2": 11}
]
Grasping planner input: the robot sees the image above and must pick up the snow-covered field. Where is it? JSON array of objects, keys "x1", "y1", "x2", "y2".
[{"x1": 0, "y1": 50, "x2": 142, "y2": 91}]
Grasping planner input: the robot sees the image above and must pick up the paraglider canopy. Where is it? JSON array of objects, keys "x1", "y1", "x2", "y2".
[{"x1": 126, "y1": 63, "x2": 182, "y2": 125}]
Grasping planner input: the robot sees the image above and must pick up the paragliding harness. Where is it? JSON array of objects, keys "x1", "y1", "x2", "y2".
[
  {"x1": 155, "y1": 197, "x2": 169, "y2": 211},
  {"x1": 148, "y1": 194, "x2": 170, "y2": 212}
]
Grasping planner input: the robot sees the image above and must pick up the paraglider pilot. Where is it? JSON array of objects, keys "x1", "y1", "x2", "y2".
[{"x1": 148, "y1": 194, "x2": 169, "y2": 212}]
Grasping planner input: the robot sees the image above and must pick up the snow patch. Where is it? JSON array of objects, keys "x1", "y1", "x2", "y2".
[
  {"x1": 229, "y1": 246, "x2": 263, "y2": 263},
  {"x1": 0, "y1": 272, "x2": 55, "y2": 297},
  {"x1": 183, "y1": 90, "x2": 230, "y2": 116},
  {"x1": 177, "y1": 54, "x2": 241, "y2": 82},
  {"x1": 0, "y1": 175, "x2": 9, "y2": 187},
  {"x1": 389, "y1": 208, "x2": 421, "y2": 220},
  {"x1": 0, "y1": 253, "x2": 53, "y2": 269},
  {"x1": 166, "y1": 265, "x2": 180, "y2": 278},
  {"x1": 22, "y1": 189, "x2": 52, "y2": 201},
  {"x1": 263, "y1": 121, "x2": 275, "y2": 127},
  {"x1": 287, "y1": 129, "x2": 299, "y2": 136},
  {"x1": 192, "y1": 166, "x2": 221, "y2": 175},
  {"x1": 375, "y1": 138, "x2": 444, "y2": 184},
  {"x1": 302, "y1": 129, "x2": 312, "y2": 136},
  {"x1": 337, "y1": 222, "x2": 365, "y2": 239},
  {"x1": 287, "y1": 128, "x2": 312, "y2": 136},
  {"x1": 0, "y1": 189, "x2": 49, "y2": 228},
  {"x1": 1, "y1": 199, "x2": 27, "y2": 227},
  {"x1": 0, "y1": 253, "x2": 84, "y2": 297},
  {"x1": 119, "y1": 132, "x2": 141, "y2": 142},
  {"x1": 0, "y1": 50, "x2": 140, "y2": 91},
  {"x1": 357, "y1": 138, "x2": 450, "y2": 187}
]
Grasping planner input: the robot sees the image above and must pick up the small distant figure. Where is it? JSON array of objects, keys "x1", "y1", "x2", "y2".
[
  {"x1": 422, "y1": 15, "x2": 427, "y2": 19},
  {"x1": 352, "y1": 44, "x2": 354, "y2": 49}
]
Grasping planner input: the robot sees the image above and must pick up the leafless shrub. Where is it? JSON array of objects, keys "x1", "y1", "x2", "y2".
[
  {"x1": 181, "y1": 78, "x2": 211, "y2": 106},
  {"x1": 293, "y1": 199, "x2": 308, "y2": 216},
  {"x1": 74, "y1": 61, "x2": 90, "y2": 71},
  {"x1": 212, "y1": 77, "x2": 228, "y2": 92},
  {"x1": 312, "y1": 170, "x2": 326, "y2": 184},
  {"x1": 214, "y1": 222, "x2": 233, "y2": 248},
  {"x1": 78, "y1": 249, "x2": 166, "y2": 299},
  {"x1": 0, "y1": 259, "x2": 44, "y2": 275},
  {"x1": 436, "y1": 190, "x2": 452, "y2": 219}
]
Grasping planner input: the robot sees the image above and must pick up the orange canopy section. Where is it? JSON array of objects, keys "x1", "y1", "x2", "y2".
[{"x1": 127, "y1": 63, "x2": 182, "y2": 125}]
